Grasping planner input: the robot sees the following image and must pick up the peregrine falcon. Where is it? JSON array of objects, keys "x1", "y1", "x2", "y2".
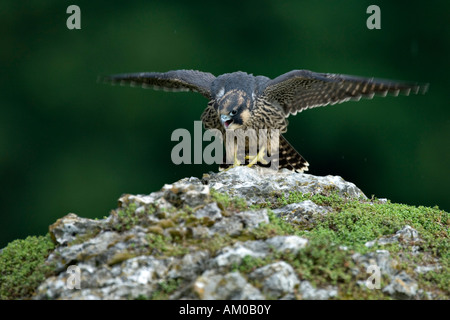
[{"x1": 101, "y1": 69, "x2": 428, "y2": 172}]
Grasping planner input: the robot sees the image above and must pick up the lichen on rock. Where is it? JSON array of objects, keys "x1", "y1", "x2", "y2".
[{"x1": 1, "y1": 166, "x2": 448, "y2": 300}]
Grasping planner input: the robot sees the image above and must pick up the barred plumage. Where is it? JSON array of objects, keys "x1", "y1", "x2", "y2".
[{"x1": 101, "y1": 69, "x2": 428, "y2": 172}]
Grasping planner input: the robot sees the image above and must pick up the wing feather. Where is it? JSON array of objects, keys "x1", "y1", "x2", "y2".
[
  {"x1": 99, "y1": 69, "x2": 216, "y2": 99},
  {"x1": 262, "y1": 70, "x2": 429, "y2": 117}
]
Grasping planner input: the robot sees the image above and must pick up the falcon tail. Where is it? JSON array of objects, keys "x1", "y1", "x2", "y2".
[
  {"x1": 277, "y1": 135, "x2": 309, "y2": 173},
  {"x1": 219, "y1": 135, "x2": 309, "y2": 173}
]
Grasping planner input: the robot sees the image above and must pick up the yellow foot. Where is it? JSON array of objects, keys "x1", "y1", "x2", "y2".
[
  {"x1": 245, "y1": 146, "x2": 269, "y2": 168},
  {"x1": 221, "y1": 151, "x2": 242, "y2": 171}
]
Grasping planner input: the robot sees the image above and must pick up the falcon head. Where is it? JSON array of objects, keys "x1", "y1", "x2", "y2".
[{"x1": 215, "y1": 89, "x2": 252, "y2": 130}]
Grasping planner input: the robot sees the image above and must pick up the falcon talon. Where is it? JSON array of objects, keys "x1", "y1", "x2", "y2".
[
  {"x1": 233, "y1": 152, "x2": 241, "y2": 168},
  {"x1": 247, "y1": 147, "x2": 269, "y2": 167},
  {"x1": 102, "y1": 69, "x2": 428, "y2": 172}
]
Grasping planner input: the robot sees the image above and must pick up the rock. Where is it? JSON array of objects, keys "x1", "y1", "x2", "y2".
[
  {"x1": 19, "y1": 166, "x2": 446, "y2": 300},
  {"x1": 168, "y1": 250, "x2": 211, "y2": 280},
  {"x1": 383, "y1": 271, "x2": 418, "y2": 299},
  {"x1": 272, "y1": 200, "x2": 331, "y2": 225},
  {"x1": 210, "y1": 209, "x2": 269, "y2": 236},
  {"x1": 193, "y1": 270, "x2": 264, "y2": 300},
  {"x1": 298, "y1": 281, "x2": 338, "y2": 300},
  {"x1": 46, "y1": 224, "x2": 152, "y2": 273},
  {"x1": 365, "y1": 225, "x2": 422, "y2": 248},
  {"x1": 213, "y1": 242, "x2": 267, "y2": 268},
  {"x1": 202, "y1": 166, "x2": 366, "y2": 204},
  {"x1": 249, "y1": 261, "x2": 300, "y2": 299},
  {"x1": 265, "y1": 235, "x2": 308, "y2": 253},
  {"x1": 212, "y1": 236, "x2": 308, "y2": 269},
  {"x1": 49, "y1": 213, "x2": 107, "y2": 246},
  {"x1": 162, "y1": 181, "x2": 210, "y2": 208},
  {"x1": 352, "y1": 249, "x2": 421, "y2": 299},
  {"x1": 352, "y1": 250, "x2": 397, "y2": 278},
  {"x1": 36, "y1": 256, "x2": 174, "y2": 300},
  {"x1": 414, "y1": 265, "x2": 441, "y2": 274},
  {"x1": 192, "y1": 202, "x2": 222, "y2": 220}
]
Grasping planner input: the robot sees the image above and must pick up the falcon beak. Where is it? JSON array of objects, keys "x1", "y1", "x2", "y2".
[{"x1": 220, "y1": 114, "x2": 233, "y2": 129}]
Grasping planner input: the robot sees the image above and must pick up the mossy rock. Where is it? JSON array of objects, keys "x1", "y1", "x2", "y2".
[{"x1": 0, "y1": 234, "x2": 55, "y2": 299}]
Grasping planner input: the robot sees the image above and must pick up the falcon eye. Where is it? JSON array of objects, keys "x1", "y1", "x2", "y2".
[{"x1": 230, "y1": 110, "x2": 237, "y2": 116}]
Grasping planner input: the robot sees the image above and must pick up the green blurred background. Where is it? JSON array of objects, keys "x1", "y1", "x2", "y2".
[{"x1": 1, "y1": 0, "x2": 449, "y2": 248}]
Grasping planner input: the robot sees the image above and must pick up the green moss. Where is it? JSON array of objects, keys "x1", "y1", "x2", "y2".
[
  {"x1": 112, "y1": 201, "x2": 159, "y2": 232},
  {"x1": 134, "y1": 278, "x2": 184, "y2": 300},
  {"x1": 274, "y1": 190, "x2": 449, "y2": 255},
  {"x1": 210, "y1": 188, "x2": 248, "y2": 212},
  {"x1": 113, "y1": 202, "x2": 139, "y2": 231},
  {"x1": 149, "y1": 278, "x2": 183, "y2": 300},
  {"x1": 195, "y1": 234, "x2": 237, "y2": 255},
  {"x1": 243, "y1": 190, "x2": 449, "y2": 299},
  {"x1": 0, "y1": 234, "x2": 55, "y2": 299},
  {"x1": 47, "y1": 186, "x2": 450, "y2": 299},
  {"x1": 145, "y1": 233, "x2": 190, "y2": 257},
  {"x1": 107, "y1": 251, "x2": 136, "y2": 266},
  {"x1": 310, "y1": 200, "x2": 448, "y2": 255},
  {"x1": 147, "y1": 225, "x2": 164, "y2": 235},
  {"x1": 68, "y1": 227, "x2": 101, "y2": 246},
  {"x1": 417, "y1": 262, "x2": 449, "y2": 298},
  {"x1": 115, "y1": 188, "x2": 449, "y2": 299},
  {"x1": 278, "y1": 191, "x2": 312, "y2": 207},
  {"x1": 231, "y1": 255, "x2": 267, "y2": 273},
  {"x1": 248, "y1": 209, "x2": 296, "y2": 240},
  {"x1": 146, "y1": 233, "x2": 170, "y2": 253},
  {"x1": 291, "y1": 236, "x2": 352, "y2": 285},
  {"x1": 158, "y1": 219, "x2": 176, "y2": 229},
  {"x1": 327, "y1": 195, "x2": 446, "y2": 296}
]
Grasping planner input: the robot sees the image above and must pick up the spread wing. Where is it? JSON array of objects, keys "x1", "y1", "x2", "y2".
[
  {"x1": 99, "y1": 69, "x2": 216, "y2": 99},
  {"x1": 262, "y1": 70, "x2": 429, "y2": 116}
]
